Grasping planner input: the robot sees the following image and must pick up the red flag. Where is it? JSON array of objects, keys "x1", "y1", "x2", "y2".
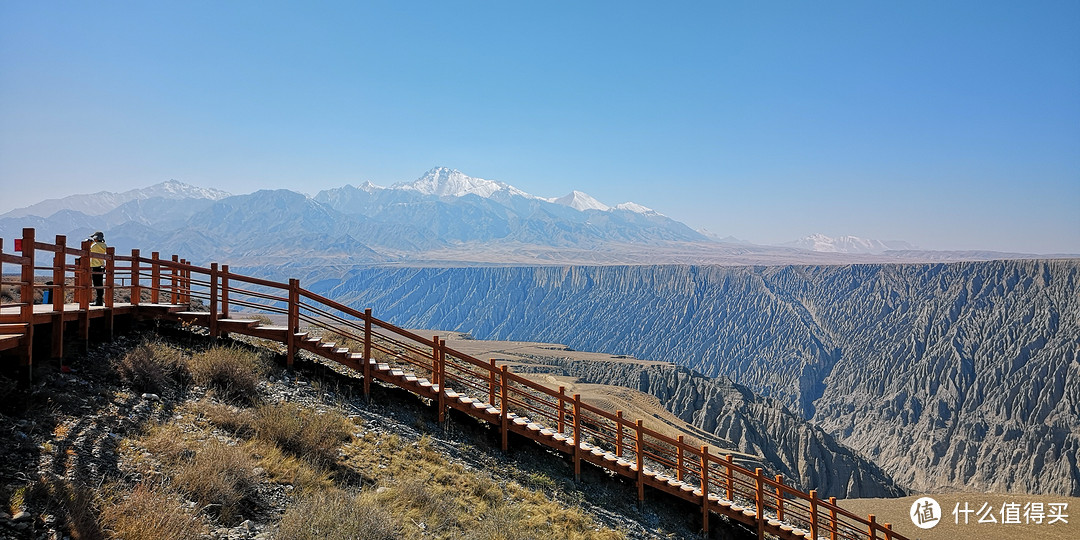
[{"x1": 13, "y1": 239, "x2": 22, "y2": 252}]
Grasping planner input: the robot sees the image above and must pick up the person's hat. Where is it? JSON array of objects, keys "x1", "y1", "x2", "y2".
[{"x1": 92, "y1": 231, "x2": 104, "y2": 241}]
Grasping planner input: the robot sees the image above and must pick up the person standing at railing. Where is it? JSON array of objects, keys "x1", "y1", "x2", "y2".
[{"x1": 90, "y1": 231, "x2": 107, "y2": 306}]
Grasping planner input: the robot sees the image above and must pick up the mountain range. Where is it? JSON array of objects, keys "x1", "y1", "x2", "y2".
[{"x1": 1, "y1": 168, "x2": 1062, "y2": 266}]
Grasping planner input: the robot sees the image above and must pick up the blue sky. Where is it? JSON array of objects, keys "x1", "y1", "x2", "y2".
[{"x1": 2, "y1": 1, "x2": 1078, "y2": 253}]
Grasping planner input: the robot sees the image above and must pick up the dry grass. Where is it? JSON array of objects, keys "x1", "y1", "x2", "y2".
[
  {"x1": 173, "y1": 441, "x2": 258, "y2": 523},
  {"x1": 277, "y1": 488, "x2": 398, "y2": 540},
  {"x1": 339, "y1": 423, "x2": 625, "y2": 540},
  {"x1": 10, "y1": 476, "x2": 103, "y2": 540},
  {"x1": 134, "y1": 422, "x2": 258, "y2": 524},
  {"x1": 99, "y1": 335, "x2": 626, "y2": 540},
  {"x1": 250, "y1": 401, "x2": 352, "y2": 466},
  {"x1": 192, "y1": 397, "x2": 255, "y2": 435},
  {"x1": 186, "y1": 345, "x2": 266, "y2": 403},
  {"x1": 112, "y1": 340, "x2": 189, "y2": 394},
  {"x1": 100, "y1": 482, "x2": 208, "y2": 540}
]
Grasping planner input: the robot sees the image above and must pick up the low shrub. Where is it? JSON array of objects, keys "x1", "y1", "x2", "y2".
[
  {"x1": 251, "y1": 401, "x2": 351, "y2": 466},
  {"x1": 277, "y1": 489, "x2": 397, "y2": 540},
  {"x1": 193, "y1": 398, "x2": 255, "y2": 436},
  {"x1": 113, "y1": 340, "x2": 189, "y2": 394},
  {"x1": 173, "y1": 441, "x2": 258, "y2": 524},
  {"x1": 100, "y1": 482, "x2": 207, "y2": 540},
  {"x1": 186, "y1": 346, "x2": 265, "y2": 403}
]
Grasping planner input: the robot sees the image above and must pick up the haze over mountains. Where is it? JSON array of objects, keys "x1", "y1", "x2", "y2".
[{"x1": 1, "y1": 168, "x2": 1069, "y2": 266}]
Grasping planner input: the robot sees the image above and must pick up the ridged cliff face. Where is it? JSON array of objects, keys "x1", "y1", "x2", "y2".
[
  {"x1": 309, "y1": 260, "x2": 1080, "y2": 495},
  {"x1": 513, "y1": 357, "x2": 903, "y2": 498}
]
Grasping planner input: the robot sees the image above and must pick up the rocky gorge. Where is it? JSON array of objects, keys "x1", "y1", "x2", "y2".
[{"x1": 309, "y1": 259, "x2": 1080, "y2": 496}]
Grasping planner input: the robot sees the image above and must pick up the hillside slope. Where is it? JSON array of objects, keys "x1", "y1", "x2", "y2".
[{"x1": 309, "y1": 260, "x2": 1080, "y2": 495}]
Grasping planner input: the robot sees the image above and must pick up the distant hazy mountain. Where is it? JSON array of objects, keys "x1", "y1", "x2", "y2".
[
  {"x1": 1, "y1": 180, "x2": 230, "y2": 219},
  {"x1": 313, "y1": 167, "x2": 708, "y2": 250},
  {"x1": 782, "y1": 233, "x2": 916, "y2": 254},
  {"x1": 553, "y1": 190, "x2": 610, "y2": 212},
  {"x1": 4, "y1": 170, "x2": 1067, "y2": 265}
]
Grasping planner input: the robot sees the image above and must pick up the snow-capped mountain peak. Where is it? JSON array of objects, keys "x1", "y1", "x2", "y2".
[
  {"x1": 356, "y1": 181, "x2": 384, "y2": 193},
  {"x1": 145, "y1": 180, "x2": 231, "y2": 201},
  {"x1": 783, "y1": 233, "x2": 916, "y2": 254},
  {"x1": 614, "y1": 201, "x2": 658, "y2": 215},
  {"x1": 553, "y1": 190, "x2": 610, "y2": 212},
  {"x1": 393, "y1": 167, "x2": 532, "y2": 199},
  {"x1": 0, "y1": 180, "x2": 230, "y2": 219}
]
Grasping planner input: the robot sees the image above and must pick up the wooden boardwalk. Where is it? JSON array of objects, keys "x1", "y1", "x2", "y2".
[{"x1": 1, "y1": 227, "x2": 907, "y2": 540}]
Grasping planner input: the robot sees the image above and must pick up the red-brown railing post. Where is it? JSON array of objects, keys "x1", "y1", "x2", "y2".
[
  {"x1": 105, "y1": 246, "x2": 115, "y2": 309},
  {"x1": 573, "y1": 393, "x2": 582, "y2": 482},
  {"x1": 52, "y1": 235, "x2": 66, "y2": 311},
  {"x1": 51, "y1": 235, "x2": 66, "y2": 360},
  {"x1": 220, "y1": 264, "x2": 229, "y2": 318},
  {"x1": 885, "y1": 522, "x2": 894, "y2": 540},
  {"x1": 500, "y1": 366, "x2": 509, "y2": 451},
  {"x1": 130, "y1": 248, "x2": 140, "y2": 306},
  {"x1": 435, "y1": 336, "x2": 446, "y2": 424},
  {"x1": 170, "y1": 255, "x2": 179, "y2": 304},
  {"x1": 755, "y1": 467, "x2": 765, "y2": 540},
  {"x1": 775, "y1": 474, "x2": 784, "y2": 521},
  {"x1": 868, "y1": 514, "x2": 877, "y2": 540},
  {"x1": 488, "y1": 359, "x2": 497, "y2": 407},
  {"x1": 78, "y1": 239, "x2": 91, "y2": 343},
  {"x1": 635, "y1": 419, "x2": 644, "y2": 505},
  {"x1": 151, "y1": 252, "x2": 161, "y2": 304},
  {"x1": 286, "y1": 278, "x2": 299, "y2": 369},
  {"x1": 810, "y1": 489, "x2": 819, "y2": 540},
  {"x1": 829, "y1": 496, "x2": 838, "y2": 540},
  {"x1": 677, "y1": 435, "x2": 685, "y2": 482},
  {"x1": 181, "y1": 259, "x2": 190, "y2": 304},
  {"x1": 700, "y1": 445, "x2": 711, "y2": 534},
  {"x1": 616, "y1": 410, "x2": 624, "y2": 457},
  {"x1": 363, "y1": 308, "x2": 372, "y2": 397},
  {"x1": 19, "y1": 228, "x2": 35, "y2": 377},
  {"x1": 725, "y1": 454, "x2": 734, "y2": 501},
  {"x1": 558, "y1": 386, "x2": 567, "y2": 433},
  {"x1": 208, "y1": 263, "x2": 219, "y2": 337},
  {"x1": 103, "y1": 246, "x2": 115, "y2": 340}
]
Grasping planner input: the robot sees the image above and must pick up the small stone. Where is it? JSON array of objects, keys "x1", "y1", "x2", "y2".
[
  {"x1": 252, "y1": 467, "x2": 266, "y2": 476},
  {"x1": 12, "y1": 511, "x2": 32, "y2": 522},
  {"x1": 240, "y1": 520, "x2": 253, "y2": 531},
  {"x1": 0, "y1": 511, "x2": 10, "y2": 520}
]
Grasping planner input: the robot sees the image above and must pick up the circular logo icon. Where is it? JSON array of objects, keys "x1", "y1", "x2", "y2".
[{"x1": 910, "y1": 496, "x2": 942, "y2": 529}]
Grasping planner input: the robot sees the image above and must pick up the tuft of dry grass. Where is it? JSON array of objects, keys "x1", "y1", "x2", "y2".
[
  {"x1": 186, "y1": 345, "x2": 266, "y2": 403},
  {"x1": 100, "y1": 482, "x2": 208, "y2": 540},
  {"x1": 133, "y1": 421, "x2": 258, "y2": 524},
  {"x1": 277, "y1": 488, "x2": 398, "y2": 540},
  {"x1": 172, "y1": 441, "x2": 258, "y2": 524},
  {"x1": 112, "y1": 340, "x2": 189, "y2": 394},
  {"x1": 251, "y1": 401, "x2": 351, "y2": 466},
  {"x1": 192, "y1": 398, "x2": 255, "y2": 435}
]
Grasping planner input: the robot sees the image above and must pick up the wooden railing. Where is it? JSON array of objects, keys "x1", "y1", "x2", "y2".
[{"x1": 0, "y1": 228, "x2": 907, "y2": 540}]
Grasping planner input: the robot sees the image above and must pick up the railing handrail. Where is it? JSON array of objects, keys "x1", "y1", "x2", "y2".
[{"x1": 0, "y1": 227, "x2": 906, "y2": 540}]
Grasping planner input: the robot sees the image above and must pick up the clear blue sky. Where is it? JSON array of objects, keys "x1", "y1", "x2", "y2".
[{"x1": 2, "y1": 1, "x2": 1078, "y2": 253}]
